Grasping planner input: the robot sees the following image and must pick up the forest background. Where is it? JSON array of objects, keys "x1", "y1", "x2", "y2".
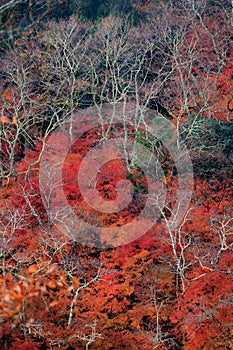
[{"x1": 0, "y1": 1, "x2": 233, "y2": 349}]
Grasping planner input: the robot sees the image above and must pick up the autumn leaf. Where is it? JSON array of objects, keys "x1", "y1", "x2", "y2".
[{"x1": 72, "y1": 276, "x2": 80, "y2": 290}]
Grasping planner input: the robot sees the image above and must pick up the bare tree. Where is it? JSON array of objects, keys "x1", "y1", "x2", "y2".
[
  {"x1": 69, "y1": 319, "x2": 103, "y2": 349},
  {"x1": 0, "y1": 206, "x2": 26, "y2": 286}
]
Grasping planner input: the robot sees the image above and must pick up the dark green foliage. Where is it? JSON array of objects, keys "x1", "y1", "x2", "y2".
[
  {"x1": 183, "y1": 115, "x2": 233, "y2": 155},
  {"x1": 182, "y1": 115, "x2": 233, "y2": 179}
]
